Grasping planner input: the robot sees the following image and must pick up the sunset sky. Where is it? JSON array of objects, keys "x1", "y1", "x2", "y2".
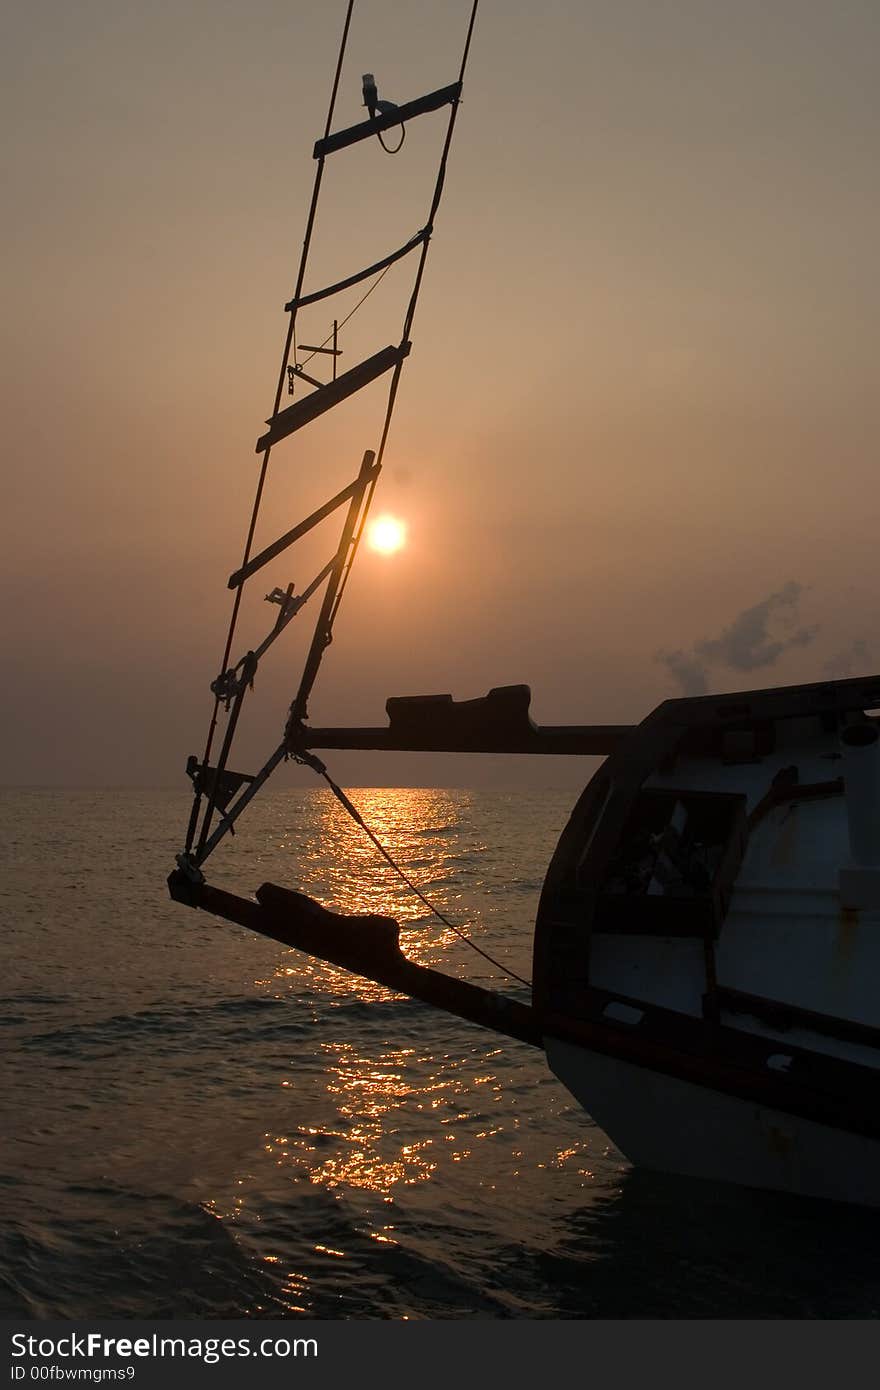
[{"x1": 3, "y1": 0, "x2": 879, "y2": 789}]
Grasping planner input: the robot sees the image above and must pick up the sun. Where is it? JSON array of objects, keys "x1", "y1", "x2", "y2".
[{"x1": 366, "y1": 514, "x2": 407, "y2": 555}]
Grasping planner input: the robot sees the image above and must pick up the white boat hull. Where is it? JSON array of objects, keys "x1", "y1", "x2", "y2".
[{"x1": 546, "y1": 1035, "x2": 880, "y2": 1208}]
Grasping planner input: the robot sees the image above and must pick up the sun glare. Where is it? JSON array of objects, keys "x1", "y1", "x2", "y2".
[{"x1": 367, "y1": 515, "x2": 407, "y2": 555}]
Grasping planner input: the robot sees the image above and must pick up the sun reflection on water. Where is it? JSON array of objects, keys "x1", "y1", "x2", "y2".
[
  {"x1": 261, "y1": 1039, "x2": 444, "y2": 1195},
  {"x1": 196, "y1": 788, "x2": 592, "y2": 1311},
  {"x1": 310, "y1": 788, "x2": 471, "y2": 966},
  {"x1": 318, "y1": 792, "x2": 469, "y2": 910},
  {"x1": 248, "y1": 788, "x2": 526, "y2": 1001},
  {"x1": 2, "y1": 785, "x2": 620, "y2": 1318}
]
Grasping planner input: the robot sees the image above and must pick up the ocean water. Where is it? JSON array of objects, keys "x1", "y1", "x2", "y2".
[{"x1": 2, "y1": 785, "x2": 879, "y2": 1320}]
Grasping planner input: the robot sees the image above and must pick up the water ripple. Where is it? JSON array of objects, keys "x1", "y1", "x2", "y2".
[{"x1": 3, "y1": 786, "x2": 873, "y2": 1318}]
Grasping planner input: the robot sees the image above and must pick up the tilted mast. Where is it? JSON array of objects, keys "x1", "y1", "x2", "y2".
[{"x1": 178, "y1": 1, "x2": 481, "y2": 880}]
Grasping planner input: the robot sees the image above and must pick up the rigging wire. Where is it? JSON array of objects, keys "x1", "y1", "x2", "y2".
[
  {"x1": 188, "y1": 0, "x2": 356, "y2": 857},
  {"x1": 297, "y1": 257, "x2": 396, "y2": 373},
  {"x1": 311, "y1": 0, "x2": 481, "y2": 658},
  {"x1": 189, "y1": 0, "x2": 482, "y2": 863},
  {"x1": 297, "y1": 752, "x2": 533, "y2": 989}
]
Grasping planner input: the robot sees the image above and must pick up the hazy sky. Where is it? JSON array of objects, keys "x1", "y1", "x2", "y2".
[{"x1": 3, "y1": 0, "x2": 879, "y2": 789}]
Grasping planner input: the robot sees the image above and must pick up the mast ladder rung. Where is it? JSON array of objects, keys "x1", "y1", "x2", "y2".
[
  {"x1": 256, "y1": 343, "x2": 410, "y2": 453},
  {"x1": 229, "y1": 453, "x2": 378, "y2": 589},
  {"x1": 313, "y1": 82, "x2": 461, "y2": 160},
  {"x1": 285, "y1": 230, "x2": 428, "y2": 312}
]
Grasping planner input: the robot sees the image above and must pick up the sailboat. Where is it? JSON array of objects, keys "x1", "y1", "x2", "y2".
[{"x1": 169, "y1": 2, "x2": 880, "y2": 1209}]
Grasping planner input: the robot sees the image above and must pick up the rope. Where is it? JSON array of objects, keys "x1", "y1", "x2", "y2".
[{"x1": 298, "y1": 753, "x2": 532, "y2": 989}]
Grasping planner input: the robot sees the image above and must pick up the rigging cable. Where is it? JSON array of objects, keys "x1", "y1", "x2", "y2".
[
  {"x1": 297, "y1": 256, "x2": 396, "y2": 373},
  {"x1": 187, "y1": 0, "x2": 357, "y2": 858},
  {"x1": 296, "y1": 750, "x2": 532, "y2": 989},
  {"x1": 188, "y1": 0, "x2": 482, "y2": 863},
  {"x1": 293, "y1": 0, "x2": 481, "y2": 703}
]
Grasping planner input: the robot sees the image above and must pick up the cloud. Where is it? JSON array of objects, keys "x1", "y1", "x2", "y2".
[
  {"x1": 655, "y1": 647, "x2": 710, "y2": 696},
  {"x1": 694, "y1": 581, "x2": 818, "y2": 672},
  {"x1": 656, "y1": 581, "x2": 818, "y2": 696}
]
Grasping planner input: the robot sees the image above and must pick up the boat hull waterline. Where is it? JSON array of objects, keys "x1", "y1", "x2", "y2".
[
  {"x1": 547, "y1": 1038, "x2": 880, "y2": 1209},
  {"x1": 172, "y1": 674, "x2": 880, "y2": 1210}
]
